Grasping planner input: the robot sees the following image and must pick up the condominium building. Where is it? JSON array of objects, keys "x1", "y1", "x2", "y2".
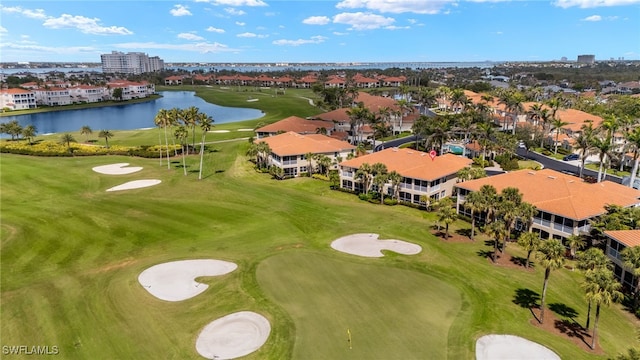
[
  {"x1": 100, "y1": 51, "x2": 165, "y2": 75},
  {"x1": 0, "y1": 88, "x2": 37, "y2": 110}
]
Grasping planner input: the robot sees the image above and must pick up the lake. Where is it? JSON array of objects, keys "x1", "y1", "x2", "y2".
[{"x1": 0, "y1": 91, "x2": 264, "y2": 136}]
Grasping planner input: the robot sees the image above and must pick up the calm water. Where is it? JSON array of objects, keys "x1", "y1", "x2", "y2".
[{"x1": 0, "y1": 91, "x2": 264, "y2": 136}]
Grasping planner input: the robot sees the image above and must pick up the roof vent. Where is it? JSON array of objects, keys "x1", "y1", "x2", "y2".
[
  {"x1": 421, "y1": 153, "x2": 426, "y2": 156},
  {"x1": 548, "y1": 176, "x2": 556, "y2": 179},
  {"x1": 407, "y1": 151, "x2": 413, "y2": 154},
  {"x1": 528, "y1": 171, "x2": 535, "y2": 175}
]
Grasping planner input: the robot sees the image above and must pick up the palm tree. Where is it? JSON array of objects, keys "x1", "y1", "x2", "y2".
[
  {"x1": 537, "y1": 238, "x2": 566, "y2": 324},
  {"x1": 21, "y1": 125, "x2": 37, "y2": 145},
  {"x1": 478, "y1": 184, "x2": 498, "y2": 223},
  {"x1": 574, "y1": 122, "x2": 596, "y2": 179},
  {"x1": 154, "y1": 109, "x2": 171, "y2": 169},
  {"x1": 464, "y1": 191, "x2": 485, "y2": 240},
  {"x1": 477, "y1": 121, "x2": 495, "y2": 165},
  {"x1": 98, "y1": 129, "x2": 113, "y2": 148},
  {"x1": 624, "y1": 126, "x2": 640, "y2": 188},
  {"x1": 583, "y1": 268, "x2": 623, "y2": 350},
  {"x1": 355, "y1": 163, "x2": 374, "y2": 194},
  {"x1": 59, "y1": 133, "x2": 76, "y2": 151},
  {"x1": 498, "y1": 187, "x2": 523, "y2": 248},
  {"x1": 198, "y1": 115, "x2": 214, "y2": 180},
  {"x1": 80, "y1": 125, "x2": 92, "y2": 143},
  {"x1": 486, "y1": 220, "x2": 508, "y2": 262},
  {"x1": 517, "y1": 232, "x2": 541, "y2": 268},
  {"x1": 550, "y1": 117, "x2": 570, "y2": 155},
  {"x1": 305, "y1": 152, "x2": 315, "y2": 175},
  {"x1": 373, "y1": 173, "x2": 389, "y2": 204},
  {"x1": 621, "y1": 246, "x2": 640, "y2": 310},
  {"x1": 174, "y1": 126, "x2": 188, "y2": 176},
  {"x1": 518, "y1": 202, "x2": 538, "y2": 233},
  {"x1": 576, "y1": 248, "x2": 611, "y2": 330},
  {"x1": 565, "y1": 235, "x2": 586, "y2": 260},
  {"x1": 387, "y1": 171, "x2": 402, "y2": 201},
  {"x1": 437, "y1": 197, "x2": 458, "y2": 239},
  {"x1": 182, "y1": 106, "x2": 200, "y2": 149},
  {"x1": 592, "y1": 134, "x2": 615, "y2": 183}
]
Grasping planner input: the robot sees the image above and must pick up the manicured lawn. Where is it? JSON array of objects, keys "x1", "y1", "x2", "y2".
[
  {"x1": 2, "y1": 89, "x2": 638, "y2": 359},
  {"x1": 2, "y1": 146, "x2": 638, "y2": 359},
  {"x1": 257, "y1": 252, "x2": 461, "y2": 359}
]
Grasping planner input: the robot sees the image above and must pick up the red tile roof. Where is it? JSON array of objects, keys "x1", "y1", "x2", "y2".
[
  {"x1": 340, "y1": 147, "x2": 473, "y2": 181},
  {"x1": 256, "y1": 116, "x2": 334, "y2": 134},
  {"x1": 456, "y1": 168, "x2": 640, "y2": 220},
  {"x1": 605, "y1": 230, "x2": 640, "y2": 248},
  {"x1": 259, "y1": 132, "x2": 354, "y2": 156}
]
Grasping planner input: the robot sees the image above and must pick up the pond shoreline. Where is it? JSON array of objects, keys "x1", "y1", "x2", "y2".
[{"x1": 0, "y1": 94, "x2": 162, "y2": 117}]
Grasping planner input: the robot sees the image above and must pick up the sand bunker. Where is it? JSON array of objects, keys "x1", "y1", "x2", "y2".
[
  {"x1": 209, "y1": 130, "x2": 230, "y2": 133},
  {"x1": 476, "y1": 335, "x2": 560, "y2": 360},
  {"x1": 195, "y1": 311, "x2": 270, "y2": 359},
  {"x1": 246, "y1": 98, "x2": 259, "y2": 102},
  {"x1": 106, "y1": 180, "x2": 161, "y2": 192},
  {"x1": 237, "y1": 128, "x2": 254, "y2": 132},
  {"x1": 92, "y1": 163, "x2": 143, "y2": 175},
  {"x1": 138, "y1": 259, "x2": 237, "y2": 301},
  {"x1": 331, "y1": 233, "x2": 422, "y2": 258}
]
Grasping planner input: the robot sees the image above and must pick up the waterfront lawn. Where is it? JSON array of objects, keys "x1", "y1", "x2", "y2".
[{"x1": 1, "y1": 144, "x2": 638, "y2": 359}]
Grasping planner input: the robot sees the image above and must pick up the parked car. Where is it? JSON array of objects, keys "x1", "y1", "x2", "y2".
[{"x1": 563, "y1": 154, "x2": 579, "y2": 161}]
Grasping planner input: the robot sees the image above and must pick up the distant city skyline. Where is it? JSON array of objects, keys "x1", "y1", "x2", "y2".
[{"x1": 1, "y1": 0, "x2": 639, "y2": 63}]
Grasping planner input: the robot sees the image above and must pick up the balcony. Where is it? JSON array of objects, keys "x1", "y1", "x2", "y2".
[{"x1": 552, "y1": 222, "x2": 573, "y2": 234}]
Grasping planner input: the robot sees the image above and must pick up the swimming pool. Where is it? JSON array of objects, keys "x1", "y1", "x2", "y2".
[{"x1": 444, "y1": 144, "x2": 464, "y2": 155}]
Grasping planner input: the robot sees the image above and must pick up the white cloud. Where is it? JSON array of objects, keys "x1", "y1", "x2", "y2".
[
  {"x1": 237, "y1": 32, "x2": 267, "y2": 38},
  {"x1": 273, "y1": 35, "x2": 327, "y2": 46},
  {"x1": 336, "y1": 0, "x2": 454, "y2": 14},
  {"x1": 114, "y1": 41, "x2": 238, "y2": 53},
  {"x1": 0, "y1": 41, "x2": 97, "y2": 54},
  {"x1": 0, "y1": 26, "x2": 7, "y2": 33},
  {"x1": 385, "y1": 25, "x2": 410, "y2": 30},
  {"x1": 0, "y1": 6, "x2": 48, "y2": 19},
  {"x1": 225, "y1": 7, "x2": 246, "y2": 15},
  {"x1": 43, "y1": 14, "x2": 133, "y2": 35},
  {"x1": 303, "y1": 16, "x2": 331, "y2": 25},
  {"x1": 583, "y1": 14, "x2": 602, "y2": 20},
  {"x1": 211, "y1": 0, "x2": 267, "y2": 6},
  {"x1": 206, "y1": 26, "x2": 226, "y2": 33},
  {"x1": 553, "y1": 0, "x2": 640, "y2": 8},
  {"x1": 235, "y1": 21, "x2": 246, "y2": 26},
  {"x1": 333, "y1": 31, "x2": 348, "y2": 35},
  {"x1": 170, "y1": 5, "x2": 192, "y2": 16},
  {"x1": 265, "y1": 11, "x2": 277, "y2": 16},
  {"x1": 333, "y1": 12, "x2": 395, "y2": 30},
  {"x1": 178, "y1": 32, "x2": 205, "y2": 40},
  {"x1": 408, "y1": 18, "x2": 417, "y2": 24}
]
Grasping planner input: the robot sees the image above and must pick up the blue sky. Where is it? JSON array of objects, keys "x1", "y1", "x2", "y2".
[{"x1": 1, "y1": 0, "x2": 639, "y2": 63}]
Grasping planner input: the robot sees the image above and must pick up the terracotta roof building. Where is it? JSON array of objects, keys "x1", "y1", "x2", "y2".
[
  {"x1": 0, "y1": 88, "x2": 37, "y2": 110},
  {"x1": 259, "y1": 131, "x2": 355, "y2": 178},
  {"x1": 605, "y1": 230, "x2": 640, "y2": 291},
  {"x1": 255, "y1": 116, "x2": 335, "y2": 138},
  {"x1": 339, "y1": 147, "x2": 473, "y2": 204},
  {"x1": 456, "y1": 169, "x2": 640, "y2": 241}
]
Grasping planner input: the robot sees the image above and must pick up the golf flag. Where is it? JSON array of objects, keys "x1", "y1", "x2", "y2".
[{"x1": 347, "y1": 328, "x2": 352, "y2": 349}]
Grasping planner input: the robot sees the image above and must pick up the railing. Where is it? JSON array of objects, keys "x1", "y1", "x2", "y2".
[
  {"x1": 400, "y1": 183, "x2": 412, "y2": 189},
  {"x1": 577, "y1": 224, "x2": 591, "y2": 233},
  {"x1": 414, "y1": 186, "x2": 428, "y2": 193},
  {"x1": 533, "y1": 218, "x2": 551, "y2": 228},
  {"x1": 430, "y1": 184, "x2": 441, "y2": 192},
  {"x1": 552, "y1": 223, "x2": 573, "y2": 234},
  {"x1": 342, "y1": 171, "x2": 353, "y2": 178},
  {"x1": 608, "y1": 247, "x2": 622, "y2": 261},
  {"x1": 283, "y1": 160, "x2": 297, "y2": 165}
]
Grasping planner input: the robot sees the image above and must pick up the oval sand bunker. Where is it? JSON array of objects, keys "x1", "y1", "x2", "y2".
[
  {"x1": 195, "y1": 311, "x2": 271, "y2": 359},
  {"x1": 92, "y1": 163, "x2": 143, "y2": 175},
  {"x1": 476, "y1": 334, "x2": 560, "y2": 360},
  {"x1": 106, "y1": 179, "x2": 161, "y2": 192},
  {"x1": 331, "y1": 233, "x2": 422, "y2": 257}
]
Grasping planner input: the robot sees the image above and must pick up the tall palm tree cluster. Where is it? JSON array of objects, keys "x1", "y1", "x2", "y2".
[
  {"x1": 0, "y1": 120, "x2": 37, "y2": 143},
  {"x1": 153, "y1": 106, "x2": 214, "y2": 180}
]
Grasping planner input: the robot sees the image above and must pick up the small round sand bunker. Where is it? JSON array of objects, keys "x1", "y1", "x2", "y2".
[
  {"x1": 331, "y1": 233, "x2": 422, "y2": 257},
  {"x1": 106, "y1": 179, "x2": 161, "y2": 192},
  {"x1": 138, "y1": 259, "x2": 237, "y2": 301},
  {"x1": 476, "y1": 335, "x2": 560, "y2": 360},
  {"x1": 92, "y1": 163, "x2": 143, "y2": 175},
  {"x1": 196, "y1": 311, "x2": 270, "y2": 359}
]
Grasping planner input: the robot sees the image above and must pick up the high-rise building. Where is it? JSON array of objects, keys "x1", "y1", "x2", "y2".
[
  {"x1": 576, "y1": 54, "x2": 595, "y2": 64},
  {"x1": 100, "y1": 51, "x2": 165, "y2": 75}
]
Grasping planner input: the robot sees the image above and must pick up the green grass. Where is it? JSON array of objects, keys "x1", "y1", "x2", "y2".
[
  {"x1": 2, "y1": 89, "x2": 639, "y2": 359},
  {"x1": 518, "y1": 160, "x2": 542, "y2": 170}
]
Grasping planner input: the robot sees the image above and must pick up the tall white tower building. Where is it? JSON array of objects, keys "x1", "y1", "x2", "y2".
[{"x1": 101, "y1": 51, "x2": 165, "y2": 75}]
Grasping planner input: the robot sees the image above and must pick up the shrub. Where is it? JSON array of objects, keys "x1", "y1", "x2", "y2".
[
  {"x1": 383, "y1": 198, "x2": 398, "y2": 206},
  {"x1": 358, "y1": 193, "x2": 372, "y2": 201},
  {"x1": 311, "y1": 173, "x2": 329, "y2": 181}
]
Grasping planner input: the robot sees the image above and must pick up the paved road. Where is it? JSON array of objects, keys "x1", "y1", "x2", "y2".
[
  {"x1": 516, "y1": 148, "x2": 622, "y2": 184},
  {"x1": 375, "y1": 135, "x2": 417, "y2": 152}
]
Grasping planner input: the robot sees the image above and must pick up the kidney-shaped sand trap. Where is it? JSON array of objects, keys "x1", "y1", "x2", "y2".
[
  {"x1": 138, "y1": 259, "x2": 237, "y2": 301},
  {"x1": 331, "y1": 233, "x2": 422, "y2": 258},
  {"x1": 195, "y1": 311, "x2": 270, "y2": 360},
  {"x1": 106, "y1": 180, "x2": 161, "y2": 192},
  {"x1": 476, "y1": 335, "x2": 560, "y2": 360},
  {"x1": 92, "y1": 163, "x2": 143, "y2": 175}
]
